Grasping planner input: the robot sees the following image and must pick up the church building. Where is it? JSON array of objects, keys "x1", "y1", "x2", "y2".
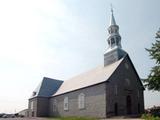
[{"x1": 28, "y1": 10, "x2": 145, "y2": 118}]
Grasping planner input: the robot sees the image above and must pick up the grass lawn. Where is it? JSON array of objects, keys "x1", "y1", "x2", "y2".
[{"x1": 48, "y1": 116, "x2": 98, "y2": 120}]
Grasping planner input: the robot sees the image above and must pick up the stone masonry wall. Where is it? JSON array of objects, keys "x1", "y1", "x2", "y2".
[
  {"x1": 106, "y1": 56, "x2": 144, "y2": 117},
  {"x1": 49, "y1": 83, "x2": 106, "y2": 118},
  {"x1": 36, "y1": 97, "x2": 49, "y2": 117}
]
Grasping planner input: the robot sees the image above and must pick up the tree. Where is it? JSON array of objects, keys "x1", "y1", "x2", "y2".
[{"x1": 144, "y1": 28, "x2": 160, "y2": 91}]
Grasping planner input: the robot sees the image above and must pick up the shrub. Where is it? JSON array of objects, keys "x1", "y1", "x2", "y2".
[{"x1": 141, "y1": 114, "x2": 160, "y2": 120}]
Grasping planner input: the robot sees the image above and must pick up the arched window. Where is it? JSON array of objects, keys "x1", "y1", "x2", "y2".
[
  {"x1": 78, "y1": 93, "x2": 85, "y2": 109},
  {"x1": 53, "y1": 99, "x2": 57, "y2": 112},
  {"x1": 125, "y1": 78, "x2": 130, "y2": 86},
  {"x1": 114, "y1": 85, "x2": 118, "y2": 95},
  {"x1": 30, "y1": 101, "x2": 34, "y2": 110},
  {"x1": 64, "y1": 97, "x2": 69, "y2": 111},
  {"x1": 111, "y1": 38, "x2": 115, "y2": 48},
  {"x1": 137, "y1": 90, "x2": 140, "y2": 98}
]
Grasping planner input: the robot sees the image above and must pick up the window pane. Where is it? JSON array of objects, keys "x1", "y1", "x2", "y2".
[
  {"x1": 78, "y1": 93, "x2": 85, "y2": 109},
  {"x1": 64, "y1": 97, "x2": 68, "y2": 111}
]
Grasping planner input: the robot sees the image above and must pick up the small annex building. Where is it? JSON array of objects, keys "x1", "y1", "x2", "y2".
[{"x1": 28, "y1": 10, "x2": 145, "y2": 118}]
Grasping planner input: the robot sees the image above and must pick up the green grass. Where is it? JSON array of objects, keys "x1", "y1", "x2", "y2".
[
  {"x1": 48, "y1": 116, "x2": 98, "y2": 120},
  {"x1": 141, "y1": 114, "x2": 160, "y2": 120}
]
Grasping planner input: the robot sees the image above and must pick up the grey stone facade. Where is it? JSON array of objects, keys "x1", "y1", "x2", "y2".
[
  {"x1": 28, "y1": 97, "x2": 49, "y2": 117},
  {"x1": 49, "y1": 83, "x2": 106, "y2": 118},
  {"x1": 105, "y1": 56, "x2": 144, "y2": 117}
]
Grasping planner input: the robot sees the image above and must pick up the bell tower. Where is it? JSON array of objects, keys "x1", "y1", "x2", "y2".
[{"x1": 104, "y1": 8, "x2": 127, "y2": 66}]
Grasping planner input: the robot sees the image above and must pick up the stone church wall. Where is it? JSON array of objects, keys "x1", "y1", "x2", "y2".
[
  {"x1": 28, "y1": 98, "x2": 38, "y2": 117},
  {"x1": 49, "y1": 83, "x2": 107, "y2": 118},
  {"x1": 106, "y1": 56, "x2": 144, "y2": 117},
  {"x1": 36, "y1": 97, "x2": 49, "y2": 117},
  {"x1": 28, "y1": 97, "x2": 49, "y2": 117}
]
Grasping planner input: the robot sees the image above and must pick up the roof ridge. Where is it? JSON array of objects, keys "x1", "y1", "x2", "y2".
[
  {"x1": 43, "y1": 77, "x2": 63, "y2": 82},
  {"x1": 53, "y1": 58, "x2": 124, "y2": 96}
]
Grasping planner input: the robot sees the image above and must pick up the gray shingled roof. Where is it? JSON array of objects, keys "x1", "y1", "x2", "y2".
[
  {"x1": 31, "y1": 77, "x2": 63, "y2": 98},
  {"x1": 53, "y1": 57, "x2": 124, "y2": 96}
]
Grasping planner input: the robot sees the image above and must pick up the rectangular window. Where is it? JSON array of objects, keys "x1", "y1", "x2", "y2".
[
  {"x1": 78, "y1": 93, "x2": 85, "y2": 109},
  {"x1": 30, "y1": 101, "x2": 34, "y2": 110},
  {"x1": 64, "y1": 97, "x2": 69, "y2": 111},
  {"x1": 53, "y1": 99, "x2": 57, "y2": 112}
]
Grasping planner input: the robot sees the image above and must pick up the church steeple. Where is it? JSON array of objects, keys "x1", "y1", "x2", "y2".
[
  {"x1": 104, "y1": 8, "x2": 127, "y2": 66},
  {"x1": 107, "y1": 8, "x2": 122, "y2": 49}
]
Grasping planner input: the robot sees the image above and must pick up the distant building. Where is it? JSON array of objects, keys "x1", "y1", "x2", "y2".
[
  {"x1": 28, "y1": 10, "x2": 144, "y2": 118},
  {"x1": 18, "y1": 109, "x2": 29, "y2": 117}
]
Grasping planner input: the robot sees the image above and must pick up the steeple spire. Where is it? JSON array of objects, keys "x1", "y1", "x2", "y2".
[
  {"x1": 104, "y1": 7, "x2": 127, "y2": 66},
  {"x1": 107, "y1": 8, "x2": 121, "y2": 49},
  {"x1": 110, "y1": 5, "x2": 116, "y2": 25}
]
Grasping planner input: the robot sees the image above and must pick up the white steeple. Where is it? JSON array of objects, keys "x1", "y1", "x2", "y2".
[
  {"x1": 107, "y1": 8, "x2": 122, "y2": 49},
  {"x1": 104, "y1": 8, "x2": 127, "y2": 66}
]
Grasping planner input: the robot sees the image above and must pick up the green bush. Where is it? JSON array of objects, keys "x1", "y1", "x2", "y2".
[{"x1": 141, "y1": 114, "x2": 160, "y2": 120}]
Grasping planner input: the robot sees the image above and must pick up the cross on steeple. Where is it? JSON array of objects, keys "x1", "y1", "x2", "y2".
[
  {"x1": 110, "y1": 4, "x2": 113, "y2": 14},
  {"x1": 110, "y1": 4, "x2": 116, "y2": 26}
]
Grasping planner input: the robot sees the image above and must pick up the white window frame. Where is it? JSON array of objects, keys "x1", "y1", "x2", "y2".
[
  {"x1": 64, "y1": 97, "x2": 69, "y2": 111},
  {"x1": 78, "y1": 93, "x2": 85, "y2": 109}
]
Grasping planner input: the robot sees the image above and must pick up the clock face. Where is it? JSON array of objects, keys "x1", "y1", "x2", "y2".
[{"x1": 125, "y1": 63, "x2": 129, "y2": 69}]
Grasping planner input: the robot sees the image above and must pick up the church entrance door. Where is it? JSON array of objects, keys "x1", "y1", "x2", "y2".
[
  {"x1": 126, "y1": 95, "x2": 132, "y2": 115},
  {"x1": 114, "y1": 103, "x2": 118, "y2": 116}
]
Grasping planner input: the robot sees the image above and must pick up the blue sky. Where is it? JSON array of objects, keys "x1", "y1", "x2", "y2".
[{"x1": 0, "y1": 0, "x2": 160, "y2": 113}]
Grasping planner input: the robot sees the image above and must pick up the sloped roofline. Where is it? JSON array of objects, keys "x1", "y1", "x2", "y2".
[
  {"x1": 106, "y1": 54, "x2": 145, "y2": 90},
  {"x1": 125, "y1": 55, "x2": 145, "y2": 90},
  {"x1": 29, "y1": 77, "x2": 63, "y2": 99},
  {"x1": 53, "y1": 57, "x2": 125, "y2": 97}
]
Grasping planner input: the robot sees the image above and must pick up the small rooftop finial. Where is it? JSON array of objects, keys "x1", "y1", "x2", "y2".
[{"x1": 110, "y1": 4, "x2": 113, "y2": 14}]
